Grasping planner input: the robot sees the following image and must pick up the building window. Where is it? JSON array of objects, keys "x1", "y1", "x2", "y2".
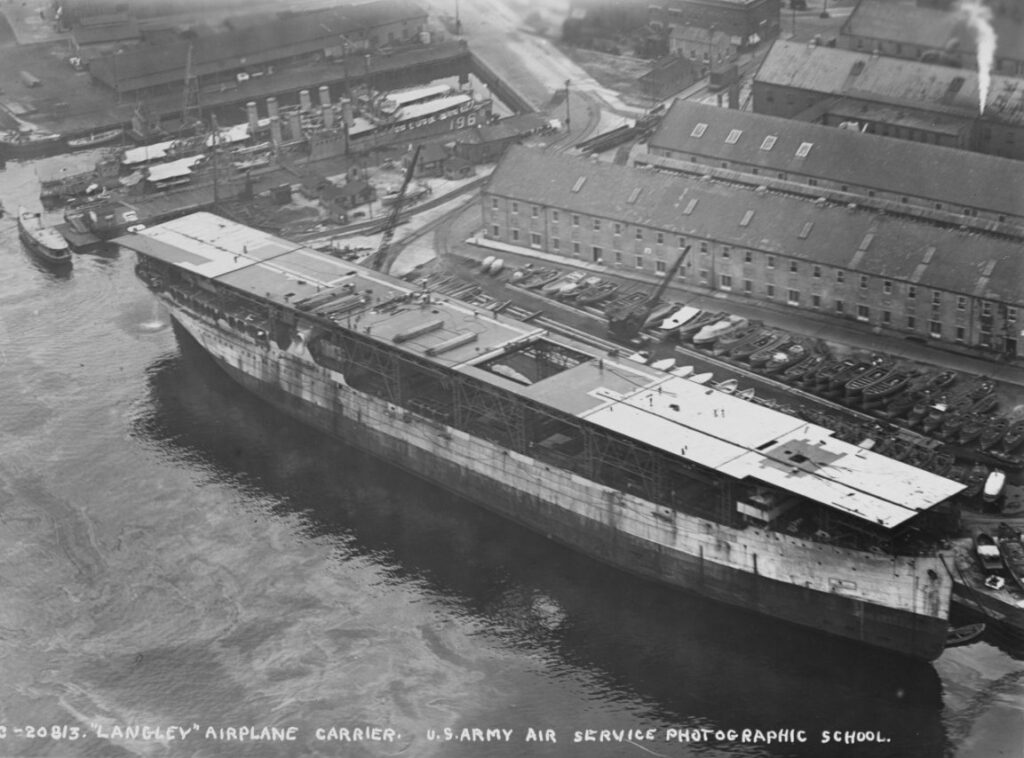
[
  {"x1": 720, "y1": 273, "x2": 733, "y2": 289},
  {"x1": 552, "y1": 238, "x2": 560, "y2": 251},
  {"x1": 700, "y1": 269, "x2": 710, "y2": 282},
  {"x1": 956, "y1": 326, "x2": 966, "y2": 342},
  {"x1": 511, "y1": 229, "x2": 520, "y2": 242},
  {"x1": 552, "y1": 210, "x2": 559, "y2": 222},
  {"x1": 767, "y1": 255, "x2": 775, "y2": 269},
  {"x1": 1008, "y1": 307, "x2": 1018, "y2": 323},
  {"x1": 744, "y1": 279, "x2": 753, "y2": 293},
  {"x1": 980, "y1": 330, "x2": 992, "y2": 347},
  {"x1": 836, "y1": 270, "x2": 845, "y2": 284},
  {"x1": 531, "y1": 205, "x2": 539, "y2": 218},
  {"x1": 678, "y1": 236, "x2": 686, "y2": 249},
  {"x1": 614, "y1": 250, "x2": 622, "y2": 265},
  {"x1": 907, "y1": 315, "x2": 916, "y2": 329},
  {"x1": 859, "y1": 275, "x2": 868, "y2": 289},
  {"x1": 957, "y1": 296, "x2": 967, "y2": 311},
  {"x1": 883, "y1": 280, "x2": 892, "y2": 295},
  {"x1": 511, "y1": 201, "x2": 518, "y2": 214},
  {"x1": 857, "y1": 304, "x2": 870, "y2": 321},
  {"x1": 812, "y1": 265, "x2": 822, "y2": 278},
  {"x1": 614, "y1": 222, "x2": 622, "y2": 235},
  {"x1": 657, "y1": 232, "x2": 665, "y2": 244},
  {"x1": 787, "y1": 289, "x2": 800, "y2": 305},
  {"x1": 766, "y1": 283, "x2": 775, "y2": 298},
  {"x1": 981, "y1": 301, "x2": 992, "y2": 317},
  {"x1": 491, "y1": 198, "x2": 498, "y2": 210},
  {"x1": 573, "y1": 241, "x2": 580, "y2": 256},
  {"x1": 835, "y1": 300, "x2": 845, "y2": 314},
  {"x1": 811, "y1": 294, "x2": 821, "y2": 308},
  {"x1": 592, "y1": 245, "x2": 603, "y2": 263},
  {"x1": 593, "y1": 219, "x2": 601, "y2": 231},
  {"x1": 700, "y1": 241, "x2": 709, "y2": 253},
  {"x1": 744, "y1": 251, "x2": 753, "y2": 263},
  {"x1": 656, "y1": 259, "x2": 667, "y2": 274},
  {"x1": 929, "y1": 320, "x2": 942, "y2": 338},
  {"x1": 789, "y1": 261, "x2": 798, "y2": 273},
  {"x1": 636, "y1": 228, "x2": 644, "y2": 240},
  {"x1": 491, "y1": 225, "x2": 499, "y2": 237},
  {"x1": 572, "y1": 214, "x2": 579, "y2": 227},
  {"x1": 530, "y1": 233, "x2": 541, "y2": 248},
  {"x1": 721, "y1": 246, "x2": 731, "y2": 259},
  {"x1": 636, "y1": 255, "x2": 644, "y2": 269},
  {"x1": 907, "y1": 285, "x2": 916, "y2": 299},
  {"x1": 932, "y1": 291, "x2": 942, "y2": 305},
  {"x1": 882, "y1": 310, "x2": 891, "y2": 325}
]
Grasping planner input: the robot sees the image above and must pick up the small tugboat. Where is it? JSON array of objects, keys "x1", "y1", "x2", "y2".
[
  {"x1": 17, "y1": 207, "x2": 72, "y2": 266},
  {"x1": 1002, "y1": 419, "x2": 1024, "y2": 453},
  {"x1": 979, "y1": 417, "x2": 1010, "y2": 451},
  {"x1": 762, "y1": 340, "x2": 810, "y2": 374},
  {"x1": 66, "y1": 127, "x2": 124, "y2": 150}
]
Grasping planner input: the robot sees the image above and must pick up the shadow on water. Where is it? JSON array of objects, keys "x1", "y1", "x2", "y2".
[{"x1": 132, "y1": 326, "x2": 950, "y2": 757}]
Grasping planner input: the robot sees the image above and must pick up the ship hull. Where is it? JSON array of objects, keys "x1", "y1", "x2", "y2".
[{"x1": 169, "y1": 306, "x2": 950, "y2": 661}]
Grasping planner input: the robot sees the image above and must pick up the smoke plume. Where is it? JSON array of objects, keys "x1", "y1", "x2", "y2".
[{"x1": 958, "y1": 0, "x2": 996, "y2": 115}]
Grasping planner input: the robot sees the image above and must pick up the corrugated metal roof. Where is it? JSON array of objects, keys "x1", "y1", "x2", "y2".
[
  {"x1": 487, "y1": 145, "x2": 1023, "y2": 304},
  {"x1": 755, "y1": 39, "x2": 1024, "y2": 126},
  {"x1": 117, "y1": 212, "x2": 964, "y2": 528}
]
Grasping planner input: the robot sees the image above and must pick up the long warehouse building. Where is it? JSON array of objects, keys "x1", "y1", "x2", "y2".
[{"x1": 482, "y1": 145, "x2": 1022, "y2": 360}]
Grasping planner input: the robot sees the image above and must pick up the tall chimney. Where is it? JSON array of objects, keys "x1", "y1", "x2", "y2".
[
  {"x1": 267, "y1": 96, "x2": 279, "y2": 120},
  {"x1": 299, "y1": 89, "x2": 312, "y2": 112},
  {"x1": 289, "y1": 111, "x2": 303, "y2": 140},
  {"x1": 323, "y1": 105, "x2": 335, "y2": 128},
  {"x1": 340, "y1": 98, "x2": 353, "y2": 129},
  {"x1": 246, "y1": 101, "x2": 259, "y2": 134},
  {"x1": 318, "y1": 85, "x2": 331, "y2": 108},
  {"x1": 269, "y1": 115, "x2": 282, "y2": 146}
]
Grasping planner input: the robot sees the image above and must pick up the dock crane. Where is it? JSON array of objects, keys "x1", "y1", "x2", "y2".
[
  {"x1": 607, "y1": 244, "x2": 692, "y2": 340},
  {"x1": 366, "y1": 145, "x2": 421, "y2": 272}
]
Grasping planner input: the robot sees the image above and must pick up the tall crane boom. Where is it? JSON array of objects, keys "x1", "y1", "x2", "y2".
[
  {"x1": 367, "y1": 146, "x2": 421, "y2": 272},
  {"x1": 607, "y1": 245, "x2": 692, "y2": 340}
]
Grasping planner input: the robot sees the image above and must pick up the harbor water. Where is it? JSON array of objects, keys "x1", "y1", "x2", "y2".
[{"x1": 0, "y1": 156, "x2": 1022, "y2": 758}]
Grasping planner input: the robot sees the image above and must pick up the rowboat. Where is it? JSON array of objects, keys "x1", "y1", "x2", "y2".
[
  {"x1": 671, "y1": 365, "x2": 695, "y2": 378},
  {"x1": 650, "y1": 358, "x2": 676, "y2": 371},
  {"x1": 736, "y1": 387, "x2": 756, "y2": 401},
  {"x1": 843, "y1": 363, "x2": 895, "y2": 400},
  {"x1": 748, "y1": 336, "x2": 798, "y2": 369},
  {"x1": 979, "y1": 417, "x2": 1010, "y2": 451},
  {"x1": 658, "y1": 305, "x2": 702, "y2": 331},
  {"x1": 824, "y1": 360, "x2": 874, "y2": 395},
  {"x1": 945, "y1": 622, "x2": 986, "y2": 648},
  {"x1": 560, "y1": 275, "x2": 602, "y2": 300},
  {"x1": 730, "y1": 330, "x2": 786, "y2": 362},
  {"x1": 522, "y1": 269, "x2": 560, "y2": 290},
  {"x1": 542, "y1": 271, "x2": 585, "y2": 296},
  {"x1": 810, "y1": 358, "x2": 856, "y2": 391},
  {"x1": 66, "y1": 127, "x2": 124, "y2": 150},
  {"x1": 575, "y1": 281, "x2": 619, "y2": 306},
  {"x1": 862, "y1": 370, "x2": 911, "y2": 404},
  {"x1": 713, "y1": 378, "x2": 739, "y2": 394},
  {"x1": 641, "y1": 301, "x2": 681, "y2": 327},
  {"x1": 690, "y1": 371, "x2": 714, "y2": 385}
]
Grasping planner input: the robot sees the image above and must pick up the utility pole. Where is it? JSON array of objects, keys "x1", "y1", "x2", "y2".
[{"x1": 564, "y1": 79, "x2": 571, "y2": 132}]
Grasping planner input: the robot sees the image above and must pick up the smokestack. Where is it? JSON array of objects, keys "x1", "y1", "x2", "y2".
[
  {"x1": 324, "y1": 105, "x2": 335, "y2": 128},
  {"x1": 299, "y1": 89, "x2": 312, "y2": 112},
  {"x1": 267, "y1": 96, "x2": 279, "y2": 120},
  {"x1": 318, "y1": 85, "x2": 331, "y2": 108},
  {"x1": 269, "y1": 115, "x2": 282, "y2": 146},
  {"x1": 340, "y1": 97, "x2": 353, "y2": 129},
  {"x1": 246, "y1": 101, "x2": 259, "y2": 134},
  {"x1": 289, "y1": 111, "x2": 303, "y2": 140},
  {"x1": 959, "y1": 0, "x2": 996, "y2": 114}
]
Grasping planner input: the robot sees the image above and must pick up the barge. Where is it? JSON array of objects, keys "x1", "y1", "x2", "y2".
[{"x1": 121, "y1": 212, "x2": 967, "y2": 661}]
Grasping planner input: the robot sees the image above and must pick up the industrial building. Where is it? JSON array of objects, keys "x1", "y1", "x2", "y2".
[
  {"x1": 838, "y1": 0, "x2": 1024, "y2": 76},
  {"x1": 637, "y1": 99, "x2": 1024, "y2": 228},
  {"x1": 648, "y1": 0, "x2": 781, "y2": 50},
  {"x1": 752, "y1": 40, "x2": 1024, "y2": 160},
  {"x1": 88, "y1": 0, "x2": 428, "y2": 97},
  {"x1": 482, "y1": 146, "x2": 1022, "y2": 359}
]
